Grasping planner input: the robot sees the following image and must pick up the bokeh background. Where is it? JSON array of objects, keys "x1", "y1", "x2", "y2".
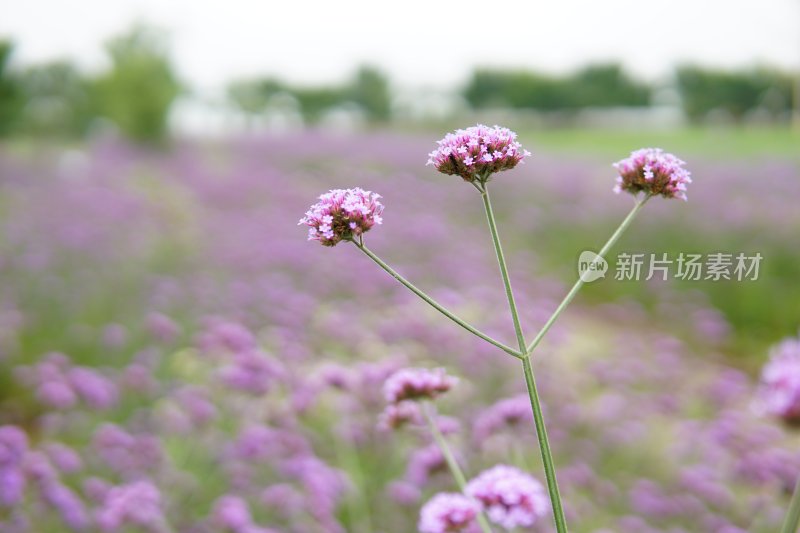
[{"x1": 0, "y1": 1, "x2": 799, "y2": 532}]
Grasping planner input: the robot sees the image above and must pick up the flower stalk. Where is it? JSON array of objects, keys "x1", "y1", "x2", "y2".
[
  {"x1": 479, "y1": 183, "x2": 568, "y2": 533},
  {"x1": 302, "y1": 131, "x2": 691, "y2": 533},
  {"x1": 478, "y1": 182, "x2": 526, "y2": 351},
  {"x1": 422, "y1": 402, "x2": 494, "y2": 533},
  {"x1": 781, "y1": 475, "x2": 800, "y2": 533},
  {"x1": 526, "y1": 194, "x2": 650, "y2": 354},
  {"x1": 355, "y1": 243, "x2": 522, "y2": 359}
]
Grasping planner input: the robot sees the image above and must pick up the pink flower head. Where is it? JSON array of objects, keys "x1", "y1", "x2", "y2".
[
  {"x1": 612, "y1": 148, "x2": 692, "y2": 200},
  {"x1": 427, "y1": 124, "x2": 530, "y2": 183},
  {"x1": 384, "y1": 367, "x2": 458, "y2": 404},
  {"x1": 419, "y1": 492, "x2": 481, "y2": 533},
  {"x1": 406, "y1": 444, "x2": 449, "y2": 487},
  {"x1": 211, "y1": 495, "x2": 253, "y2": 531},
  {"x1": 465, "y1": 465, "x2": 548, "y2": 530},
  {"x1": 379, "y1": 401, "x2": 423, "y2": 430},
  {"x1": 218, "y1": 350, "x2": 283, "y2": 395},
  {"x1": 0, "y1": 426, "x2": 28, "y2": 466},
  {"x1": 95, "y1": 480, "x2": 165, "y2": 532},
  {"x1": 755, "y1": 334, "x2": 800, "y2": 425},
  {"x1": 473, "y1": 395, "x2": 533, "y2": 444},
  {"x1": 299, "y1": 188, "x2": 384, "y2": 246}
]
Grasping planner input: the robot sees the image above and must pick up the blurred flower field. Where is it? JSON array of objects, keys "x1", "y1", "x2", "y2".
[{"x1": 0, "y1": 130, "x2": 799, "y2": 532}]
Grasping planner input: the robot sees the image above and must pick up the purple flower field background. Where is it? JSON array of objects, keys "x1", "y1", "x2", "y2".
[{"x1": 1, "y1": 130, "x2": 799, "y2": 532}]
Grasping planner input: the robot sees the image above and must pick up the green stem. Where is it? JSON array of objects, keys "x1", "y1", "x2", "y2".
[
  {"x1": 480, "y1": 184, "x2": 526, "y2": 351},
  {"x1": 525, "y1": 195, "x2": 650, "y2": 354},
  {"x1": 521, "y1": 356, "x2": 567, "y2": 532},
  {"x1": 480, "y1": 184, "x2": 568, "y2": 533},
  {"x1": 355, "y1": 243, "x2": 522, "y2": 359},
  {"x1": 423, "y1": 403, "x2": 494, "y2": 533},
  {"x1": 782, "y1": 475, "x2": 800, "y2": 533}
]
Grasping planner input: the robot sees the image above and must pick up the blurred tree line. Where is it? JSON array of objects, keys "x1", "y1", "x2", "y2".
[
  {"x1": 463, "y1": 64, "x2": 794, "y2": 123},
  {"x1": 228, "y1": 63, "x2": 795, "y2": 127},
  {"x1": 464, "y1": 64, "x2": 651, "y2": 110},
  {"x1": 0, "y1": 24, "x2": 796, "y2": 144},
  {"x1": 674, "y1": 65, "x2": 794, "y2": 123},
  {"x1": 227, "y1": 65, "x2": 391, "y2": 125},
  {"x1": 0, "y1": 26, "x2": 180, "y2": 144}
]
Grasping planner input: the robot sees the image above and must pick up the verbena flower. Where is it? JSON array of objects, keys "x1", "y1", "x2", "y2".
[
  {"x1": 218, "y1": 350, "x2": 284, "y2": 395},
  {"x1": 0, "y1": 426, "x2": 27, "y2": 466},
  {"x1": 92, "y1": 424, "x2": 163, "y2": 475},
  {"x1": 197, "y1": 319, "x2": 257, "y2": 354},
  {"x1": 68, "y1": 367, "x2": 118, "y2": 410},
  {"x1": 43, "y1": 443, "x2": 82, "y2": 474},
  {"x1": 0, "y1": 425, "x2": 28, "y2": 508},
  {"x1": 465, "y1": 465, "x2": 548, "y2": 530},
  {"x1": 754, "y1": 334, "x2": 800, "y2": 425},
  {"x1": 427, "y1": 125, "x2": 530, "y2": 183},
  {"x1": 384, "y1": 368, "x2": 458, "y2": 404},
  {"x1": 473, "y1": 395, "x2": 533, "y2": 445},
  {"x1": 211, "y1": 495, "x2": 254, "y2": 531},
  {"x1": 419, "y1": 492, "x2": 481, "y2": 533},
  {"x1": 41, "y1": 481, "x2": 90, "y2": 530},
  {"x1": 612, "y1": 148, "x2": 692, "y2": 200},
  {"x1": 15, "y1": 353, "x2": 118, "y2": 410},
  {"x1": 299, "y1": 188, "x2": 384, "y2": 246},
  {"x1": 95, "y1": 480, "x2": 165, "y2": 532},
  {"x1": 379, "y1": 401, "x2": 423, "y2": 430},
  {"x1": 405, "y1": 444, "x2": 449, "y2": 487},
  {"x1": 0, "y1": 466, "x2": 25, "y2": 507}
]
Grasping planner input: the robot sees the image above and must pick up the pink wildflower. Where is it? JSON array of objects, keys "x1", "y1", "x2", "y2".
[
  {"x1": 755, "y1": 334, "x2": 800, "y2": 425},
  {"x1": 299, "y1": 188, "x2": 384, "y2": 246},
  {"x1": 612, "y1": 148, "x2": 692, "y2": 200},
  {"x1": 465, "y1": 465, "x2": 548, "y2": 530},
  {"x1": 384, "y1": 367, "x2": 458, "y2": 404},
  {"x1": 419, "y1": 492, "x2": 481, "y2": 533},
  {"x1": 427, "y1": 125, "x2": 530, "y2": 183},
  {"x1": 379, "y1": 401, "x2": 423, "y2": 430}
]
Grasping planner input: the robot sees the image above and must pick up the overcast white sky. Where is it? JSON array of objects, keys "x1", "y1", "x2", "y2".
[{"x1": 1, "y1": 0, "x2": 798, "y2": 92}]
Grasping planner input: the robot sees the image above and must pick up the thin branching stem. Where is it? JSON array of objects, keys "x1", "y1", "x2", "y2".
[
  {"x1": 480, "y1": 184, "x2": 568, "y2": 533},
  {"x1": 525, "y1": 195, "x2": 650, "y2": 354},
  {"x1": 781, "y1": 475, "x2": 800, "y2": 533},
  {"x1": 423, "y1": 402, "x2": 494, "y2": 533},
  {"x1": 355, "y1": 243, "x2": 523, "y2": 359}
]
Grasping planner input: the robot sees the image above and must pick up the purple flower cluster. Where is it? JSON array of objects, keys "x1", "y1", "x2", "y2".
[
  {"x1": 298, "y1": 188, "x2": 384, "y2": 246},
  {"x1": 95, "y1": 480, "x2": 166, "y2": 532},
  {"x1": 0, "y1": 426, "x2": 27, "y2": 507},
  {"x1": 197, "y1": 319, "x2": 257, "y2": 354},
  {"x1": 464, "y1": 465, "x2": 548, "y2": 530},
  {"x1": 171, "y1": 386, "x2": 218, "y2": 430},
  {"x1": 40, "y1": 479, "x2": 90, "y2": 530},
  {"x1": 15, "y1": 353, "x2": 118, "y2": 410},
  {"x1": 44, "y1": 442, "x2": 83, "y2": 473},
  {"x1": 379, "y1": 401, "x2": 424, "y2": 430},
  {"x1": 755, "y1": 334, "x2": 800, "y2": 424},
  {"x1": 0, "y1": 132, "x2": 795, "y2": 532},
  {"x1": 218, "y1": 349, "x2": 284, "y2": 395},
  {"x1": 418, "y1": 492, "x2": 481, "y2": 533},
  {"x1": 472, "y1": 395, "x2": 533, "y2": 444},
  {"x1": 405, "y1": 444, "x2": 449, "y2": 487},
  {"x1": 379, "y1": 367, "x2": 457, "y2": 431},
  {"x1": 384, "y1": 367, "x2": 458, "y2": 404},
  {"x1": 426, "y1": 124, "x2": 530, "y2": 183},
  {"x1": 210, "y1": 495, "x2": 277, "y2": 533},
  {"x1": 24, "y1": 451, "x2": 90, "y2": 530},
  {"x1": 92, "y1": 424, "x2": 163, "y2": 476},
  {"x1": 612, "y1": 147, "x2": 693, "y2": 200}
]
